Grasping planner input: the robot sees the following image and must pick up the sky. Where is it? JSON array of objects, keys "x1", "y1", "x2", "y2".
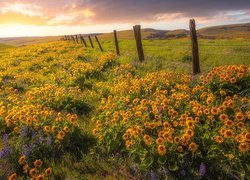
[{"x1": 0, "y1": 0, "x2": 250, "y2": 37}]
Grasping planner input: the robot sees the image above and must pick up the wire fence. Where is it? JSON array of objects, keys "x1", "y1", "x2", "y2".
[{"x1": 61, "y1": 19, "x2": 250, "y2": 75}]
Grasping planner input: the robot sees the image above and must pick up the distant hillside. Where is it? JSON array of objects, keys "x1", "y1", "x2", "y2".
[
  {"x1": 0, "y1": 23, "x2": 249, "y2": 46},
  {"x1": 0, "y1": 36, "x2": 60, "y2": 46},
  {"x1": 0, "y1": 43, "x2": 13, "y2": 52},
  {"x1": 99, "y1": 29, "x2": 188, "y2": 40},
  {"x1": 198, "y1": 23, "x2": 250, "y2": 39},
  {"x1": 100, "y1": 23, "x2": 250, "y2": 40}
]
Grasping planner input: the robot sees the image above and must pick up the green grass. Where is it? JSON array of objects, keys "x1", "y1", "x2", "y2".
[
  {"x1": 0, "y1": 38, "x2": 249, "y2": 179},
  {"x1": 198, "y1": 23, "x2": 250, "y2": 38},
  {"x1": 83, "y1": 38, "x2": 250, "y2": 74},
  {"x1": 0, "y1": 43, "x2": 12, "y2": 49},
  {"x1": 0, "y1": 36, "x2": 61, "y2": 46}
]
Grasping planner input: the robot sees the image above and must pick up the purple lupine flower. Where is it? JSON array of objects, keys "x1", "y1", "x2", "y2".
[
  {"x1": 180, "y1": 169, "x2": 186, "y2": 177},
  {"x1": 47, "y1": 135, "x2": 52, "y2": 145},
  {"x1": 150, "y1": 169, "x2": 158, "y2": 180},
  {"x1": 38, "y1": 130, "x2": 44, "y2": 143},
  {"x1": 31, "y1": 131, "x2": 36, "y2": 139},
  {"x1": 199, "y1": 163, "x2": 206, "y2": 177},
  {"x1": 0, "y1": 146, "x2": 10, "y2": 158},
  {"x1": 0, "y1": 150, "x2": 4, "y2": 158},
  {"x1": 131, "y1": 164, "x2": 138, "y2": 175},
  {"x1": 165, "y1": 168, "x2": 169, "y2": 175},
  {"x1": 30, "y1": 143, "x2": 36, "y2": 149},
  {"x1": 22, "y1": 144, "x2": 30, "y2": 157},
  {"x1": 21, "y1": 125, "x2": 28, "y2": 137},
  {"x1": 3, "y1": 134, "x2": 8, "y2": 142},
  {"x1": 39, "y1": 135, "x2": 44, "y2": 143},
  {"x1": 158, "y1": 106, "x2": 163, "y2": 113}
]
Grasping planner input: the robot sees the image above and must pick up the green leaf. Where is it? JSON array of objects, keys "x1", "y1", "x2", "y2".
[
  {"x1": 168, "y1": 161, "x2": 179, "y2": 171},
  {"x1": 140, "y1": 156, "x2": 154, "y2": 169},
  {"x1": 158, "y1": 156, "x2": 167, "y2": 165}
]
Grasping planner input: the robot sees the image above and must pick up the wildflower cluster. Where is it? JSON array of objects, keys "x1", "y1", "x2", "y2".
[
  {"x1": 9, "y1": 157, "x2": 52, "y2": 180},
  {"x1": 0, "y1": 41, "x2": 116, "y2": 179},
  {"x1": 94, "y1": 65, "x2": 249, "y2": 178}
]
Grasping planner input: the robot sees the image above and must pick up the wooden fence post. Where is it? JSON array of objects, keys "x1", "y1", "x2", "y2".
[
  {"x1": 114, "y1": 30, "x2": 120, "y2": 56},
  {"x1": 95, "y1": 35, "x2": 103, "y2": 52},
  {"x1": 72, "y1": 35, "x2": 76, "y2": 42},
  {"x1": 75, "y1": 35, "x2": 79, "y2": 43},
  {"x1": 133, "y1": 25, "x2": 144, "y2": 62},
  {"x1": 189, "y1": 19, "x2": 200, "y2": 75},
  {"x1": 88, "y1": 35, "x2": 94, "y2": 48},
  {"x1": 80, "y1": 35, "x2": 87, "y2": 47}
]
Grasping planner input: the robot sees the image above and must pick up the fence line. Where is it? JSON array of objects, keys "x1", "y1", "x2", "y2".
[{"x1": 62, "y1": 19, "x2": 248, "y2": 75}]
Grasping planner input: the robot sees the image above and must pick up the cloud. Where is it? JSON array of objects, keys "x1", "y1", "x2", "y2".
[
  {"x1": 0, "y1": 2, "x2": 42, "y2": 16},
  {"x1": 0, "y1": 12, "x2": 46, "y2": 25},
  {"x1": 75, "y1": 0, "x2": 250, "y2": 24},
  {"x1": 0, "y1": 0, "x2": 250, "y2": 26}
]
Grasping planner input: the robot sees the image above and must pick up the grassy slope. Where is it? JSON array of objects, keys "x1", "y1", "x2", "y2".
[
  {"x1": 95, "y1": 38, "x2": 250, "y2": 74},
  {"x1": 100, "y1": 23, "x2": 250, "y2": 40},
  {"x1": 0, "y1": 38, "x2": 249, "y2": 179},
  {"x1": 0, "y1": 43, "x2": 13, "y2": 55},
  {"x1": 99, "y1": 29, "x2": 188, "y2": 40},
  {"x1": 0, "y1": 23, "x2": 249, "y2": 47},
  {"x1": 0, "y1": 43, "x2": 12, "y2": 49},
  {"x1": 0, "y1": 42, "x2": 130, "y2": 179},
  {"x1": 0, "y1": 36, "x2": 61, "y2": 46},
  {"x1": 198, "y1": 23, "x2": 250, "y2": 38}
]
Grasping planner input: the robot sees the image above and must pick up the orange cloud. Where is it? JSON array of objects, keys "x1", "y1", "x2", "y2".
[{"x1": 0, "y1": 12, "x2": 46, "y2": 25}]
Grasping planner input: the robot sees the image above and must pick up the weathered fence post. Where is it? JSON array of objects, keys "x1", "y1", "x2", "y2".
[
  {"x1": 80, "y1": 35, "x2": 87, "y2": 47},
  {"x1": 75, "y1": 35, "x2": 79, "y2": 43},
  {"x1": 72, "y1": 35, "x2": 76, "y2": 42},
  {"x1": 114, "y1": 30, "x2": 120, "y2": 56},
  {"x1": 189, "y1": 19, "x2": 200, "y2": 75},
  {"x1": 88, "y1": 35, "x2": 94, "y2": 48},
  {"x1": 95, "y1": 35, "x2": 103, "y2": 52},
  {"x1": 133, "y1": 25, "x2": 144, "y2": 62}
]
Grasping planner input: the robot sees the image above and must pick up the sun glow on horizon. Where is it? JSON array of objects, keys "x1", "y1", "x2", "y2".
[
  {"x1": 0, "y1": 1, "x2": 249, "y2": 38},
  {"x1": 0, "y1": 23, "x2": 138, "y2": 38}
]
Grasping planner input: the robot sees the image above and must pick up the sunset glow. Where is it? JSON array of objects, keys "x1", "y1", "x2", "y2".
[{"x1": 0, "y1": 0, "x2": 249, "y2": 37}]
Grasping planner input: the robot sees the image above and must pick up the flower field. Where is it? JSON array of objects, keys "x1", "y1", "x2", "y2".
[{"x1": 0, "y1": 41, "x2": 249, "y2": 179}]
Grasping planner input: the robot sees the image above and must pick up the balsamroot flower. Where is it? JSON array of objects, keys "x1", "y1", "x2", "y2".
[{"x1": 34, "y1": 159, "x2": 43, "y2": 168}]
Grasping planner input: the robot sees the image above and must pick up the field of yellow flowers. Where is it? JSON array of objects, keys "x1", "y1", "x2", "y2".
[{"x1": 0, "y1": 41, "x2": 249, "y2": 179}]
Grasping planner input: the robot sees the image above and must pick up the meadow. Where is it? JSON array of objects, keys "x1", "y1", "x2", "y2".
[
  {"x1": 0, "y1": 37, "x2": 249, "y2": 179},
  {"x1": 98, "y1": 38, "x2": 250, "y2": 73}
]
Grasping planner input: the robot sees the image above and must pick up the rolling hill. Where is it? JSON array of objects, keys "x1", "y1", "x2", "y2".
[
  {"x1": 0, "y1": 36, "x2": 60, "y2": 46},
  {"x1": 100, "y1": 23, "x2": 250, "y2": 40},
  {"x1": 0, "y1": 23, "x2": 249, "y2": 46},
  {"x1": 99, "y1": 28, "x2": 188, "y2": 40},
  {"x1": 198, "y1": 23, "x2": 250, "y2": 39},
  {"x1": 0, "y1": 43, "x2": 13, "y2": 53}
]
